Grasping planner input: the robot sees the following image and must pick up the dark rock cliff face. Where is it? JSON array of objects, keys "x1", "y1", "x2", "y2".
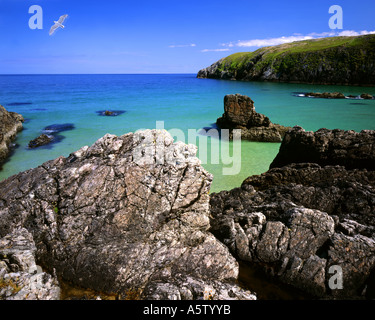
[
  {"x1": 197, "y1": 34, "x2": 375, "y2": 86},
  {"x1": 210, "y1": 128, "x2": 375, "y2": 299},
  {"x1": 216, "y1": 94, "x2": 291, "y2": 142},
  {"x1": 0, "y1": 105, "x2": 24, "y2": 167},
  {"x1": 0, "y1": 130, "x2": 255, "y2": 300}
]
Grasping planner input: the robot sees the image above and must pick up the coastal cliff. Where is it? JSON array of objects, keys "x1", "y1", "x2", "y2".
[
  {"x1": 0, "y1": 105, "x2": 24, "y2": 168},
  {"x1": 197, "y1": 34, "x2": 375, "y2": 86}
]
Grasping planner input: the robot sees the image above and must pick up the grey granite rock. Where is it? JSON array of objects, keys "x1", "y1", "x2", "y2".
[
  {"x1": 0, "y1": 129, "x2": 255, "y2": 300},
  {"x1": 0, "y1": 228, "x2": 60, "y2": 300}
]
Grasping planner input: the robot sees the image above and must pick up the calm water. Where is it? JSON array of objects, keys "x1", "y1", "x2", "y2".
[{"x1": 1, "y1": 74, "x2": 375, "y2": 193}]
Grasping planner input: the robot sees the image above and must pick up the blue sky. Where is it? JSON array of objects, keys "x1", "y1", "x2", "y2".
[{"x1": 0, "y1": 0, "x2": 374, "y2": 74}]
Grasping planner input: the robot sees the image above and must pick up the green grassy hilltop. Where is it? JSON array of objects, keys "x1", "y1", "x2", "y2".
[{"x1": 197, "y1": 34, "x2": 375, "y2": 86}]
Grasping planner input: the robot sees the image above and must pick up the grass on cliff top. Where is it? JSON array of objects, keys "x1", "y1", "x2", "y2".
[{"x1": 219, "y1": 34, "x2": 375, "y2": 70}]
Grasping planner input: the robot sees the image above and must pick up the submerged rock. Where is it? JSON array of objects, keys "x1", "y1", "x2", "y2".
[
  {"x1": 0, "y1": 105, "x2": 24, "y2": 167},
  {"x1": 28, "y1": 124, "x2": 75, "y2": 149},
  {"x1": 210, "y1": 127, "x2": 375, "y2": 299},
  {"x1": 6, "y1": 102, "x2": 32, "y2": 107},
  {"x1": 43, "y1": 123, "x2": 75, "y2": 134},
  {"x1": 0, "y1": 129, "x2": 255, "y2": 300},
  {"x1": 216, "y1": 94, "x2": 291, "y2": 142}
]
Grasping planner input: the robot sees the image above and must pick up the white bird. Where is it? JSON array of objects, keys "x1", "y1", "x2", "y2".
[{"x1": 49, "y1": 14, "x2": 68, "y2": 36}]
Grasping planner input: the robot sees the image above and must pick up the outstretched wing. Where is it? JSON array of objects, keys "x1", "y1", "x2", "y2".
[
  {"x1": 49, "y1": 23, "x2": 59, "y2": 36},
  {"x1": 57, "y1": 14, "x2": 68, "y2": 24}
]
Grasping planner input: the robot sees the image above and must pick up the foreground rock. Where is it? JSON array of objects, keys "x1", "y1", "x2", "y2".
[
  {"x1": 216, "y1": 94, "x2": 291, "y2": 142},
  {"x1": 211, "y1": 163, "x2": 375, "y2": 299},
  {"x1": 0, "y1": 105, "x2": 24, "y2": 167},
  {"x1": 0, "y1": 130, "x2": 255, "y2": 300},
  {"x1": 0, "y1": 228, "x2": 60, "y2": 300},
  {"x1": 270, "y1": 126, "x2": 375, "y2": 170},
  {"x1": 210, "y1": 127, "x2": 375, "y2": 299}
]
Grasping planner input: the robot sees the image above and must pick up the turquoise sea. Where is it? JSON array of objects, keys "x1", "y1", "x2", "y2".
[{"x1": 1, "y1": 74, "x2": 375, "y2": 193}]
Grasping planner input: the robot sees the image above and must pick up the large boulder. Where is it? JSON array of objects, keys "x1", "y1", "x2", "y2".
[
  {"x1": 0, "y1": 105, "x2": 24, "y2": 167},
  {"x1": 0, "y1": 129, "x2": 255, "y2": 300},
  {"x1": 216, "y1": 94, "x2": 291, "y2": 142},
  {"x1": 270, "y1": 126, "x2": 375, "y2": 170},
  {"x1": 210, "y1": 127, "x2": 375, "y2": 299},
  {"x1": 210, "y1": 163, "x2": 375, "y2": 298}
]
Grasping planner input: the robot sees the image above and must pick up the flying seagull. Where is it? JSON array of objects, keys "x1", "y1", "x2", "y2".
[{"x1": 49, "y1": 14, "x2": 68, "y2": 36}]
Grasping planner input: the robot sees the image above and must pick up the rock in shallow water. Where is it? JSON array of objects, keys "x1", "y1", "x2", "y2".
[
  {"x1": 305, "y1": 92, "x2": 346, "y2": 99},
  {"x1": 216, "y1": 94, "x2": 291, "y2": 142},
  {"x1": 27, "y1": 124, "x2": 76, "y2": 149},
  {"x1": 28, "y1": 134, "x2": 54, "y2": 149},
  {"x1": 0, "y1": 129, "x2": 255, "y2": 300}
]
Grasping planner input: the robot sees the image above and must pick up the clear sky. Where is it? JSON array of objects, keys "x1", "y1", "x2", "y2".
[{"x1": 0, "y1": 0, "x2": 374, "y2": 74}]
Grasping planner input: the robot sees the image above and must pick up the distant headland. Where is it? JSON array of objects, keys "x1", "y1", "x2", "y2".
[{"x1": 197, "y1": 34, "x2": 375, "y2": 86}]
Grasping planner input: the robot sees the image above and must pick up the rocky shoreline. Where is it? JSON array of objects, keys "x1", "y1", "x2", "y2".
[
  {"x1": 0, "y1": 105, "x2": 24, "y2": 168},
  {"x1": 1, "y1": 101, "x2": 375, "y2": 300},
  {"x1": 211, "y1": 127, "x2": 375, "y2": 299}
]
